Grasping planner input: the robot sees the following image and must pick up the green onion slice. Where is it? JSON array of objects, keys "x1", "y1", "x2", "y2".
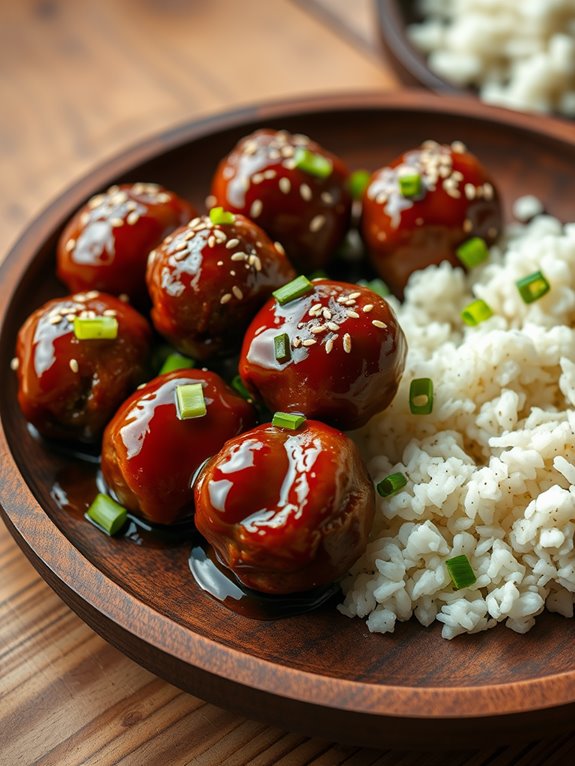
[
  {"x1": 456, "y1": 237, "x2": 489, "y2": 268},
  {"x1": 86, "y1": 494, "x2": 127, "y2": 536},
  {"x1": 273, "y1": 275, "x2": 314, "y2": 305},
  {"x1": 175, "y1": 383, "x2": 206, "y2": 420},
  {"x1": 293, "y1": 147, "x2": 333, "y2": 178},
  {"x1": 209, "y1": 206, "x2": 235, "y2": 225},
  {"x1": 308, "y1": 269, "x2": 328, "y2": 281},
  {"x1": 376, "y1": 472, "x2": 407, "y2": 498},
  {"x1": 231, "y1": 375, "x2": 253, "y2": 403},
  {"x1": 272, "y1": 412, "x2": 306, "y2": 430},
  {"x1": 357, "y1": 278, "x2": 391, "y2": 298},
  {"x1": 446, "y1": 555, "x2": 477, "y2": 590},
  {"x1": 409, "y1": 378, "x2": 434, "y2": 415},
  {"x1": 274, "y1": 333, "x2": 292, "y2": 364},
  {"x1": 398, "y1": 173, "x2": 422, "y2": 198},
  {"x1": 461, "y1": 299, "x2": 493, "y2": 327},
  {"x1": 73, "y1": 316, "x2": 118, "y2": 340},
  {"x1": 160, "y1": 352, "x2": 195, "y2": 375},
  {"x1": 516, "y1": 270, "x2": 550, "y2": 304},
  {"x1": 348, "y1": 170, "x2": 371, "y2": 200}
]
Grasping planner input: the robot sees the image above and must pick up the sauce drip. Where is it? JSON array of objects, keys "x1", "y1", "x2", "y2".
[{"x1": 188, "y1": 542, "x2": 340, "y2": 620}]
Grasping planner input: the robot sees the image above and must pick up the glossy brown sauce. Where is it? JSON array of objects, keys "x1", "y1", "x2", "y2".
[
  {"x1": 188, "y1": 543, "x2": 340, "y2": 620},
  {"x1": 48, "y1": 446, "x2": 340, "y2": 618}
]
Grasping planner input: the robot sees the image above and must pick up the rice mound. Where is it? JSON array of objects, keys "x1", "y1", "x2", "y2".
[{"x1": 339, "y1": 210, "x2": 575, "y2": 639}]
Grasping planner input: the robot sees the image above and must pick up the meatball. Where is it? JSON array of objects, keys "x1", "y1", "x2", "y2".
[
  {"x1": 210, "y1": 129, "x2": 352, "y2": 272},
  {"x1": 361, "y1": 139, "x2": 503, "y2": 296},
  {"x1": 146, "y1": 212, "x2": 296, "y2": 360},
  {"x1": 102, "y1": 370, "x2": 256, "y2": 525},
  {"x1": 15, "y1": 292, "x2": 151, "y2": 443},
  {"x1": 194, "y1": 419, "x2": 375, "y2": 594},
  {"x1": 57, "y1": 183, "x2": 195, "y2": 304},
  {"x1": 239, "y1": 278, "x2": 406, "y2": 430}
]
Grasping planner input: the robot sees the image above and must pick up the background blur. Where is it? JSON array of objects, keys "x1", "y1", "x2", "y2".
[{"x1": 0, "y1": 0, "x2": 394, "y2": 260}]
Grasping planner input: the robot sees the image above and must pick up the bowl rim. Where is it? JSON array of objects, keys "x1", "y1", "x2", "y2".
[{"x1": 2, "y1": 90, "x2": 575, "y2": 722}]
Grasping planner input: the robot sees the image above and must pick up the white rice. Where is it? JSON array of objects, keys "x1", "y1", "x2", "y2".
[
  {"x1": 340, "y1": 206, "x2": 575, "y2": 638},
  {"x1": 407, "y1": 0, "x2": 575, "y2": 117}
]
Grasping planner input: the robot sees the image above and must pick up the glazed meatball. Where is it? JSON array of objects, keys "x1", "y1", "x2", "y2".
[
  {"x1": 361, "y1": 140, "x2": 503, "y2": 296},
  {"x1": 194, "y1": 419, "x2": 375, "y2": 594},
  {"x1": 102, "y1": 370, "x2": 256, "y2": 525},
  {"x1": 15, "y1": 292, "x2": 151, "y2": 443},
  {"x1": 239, "y1": 278, "x2": 406, "y2": 430},
  {"x1": 57, "y1": 183, "x2": 195, "y2": 304},
  {"x1": 210, "y1": 129, "x2": 352, "y2": 272},
  {"x1": 146, "y1": 212, "x2": 296, "y2": 360}
]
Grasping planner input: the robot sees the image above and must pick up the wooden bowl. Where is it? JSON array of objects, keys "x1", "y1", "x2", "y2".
[
  {"x1": 376, "y1": 0, "x2": 476, "y2": 95},
  {"x1": 2, "y1": 92, "x2": 575, "y2": 750}
]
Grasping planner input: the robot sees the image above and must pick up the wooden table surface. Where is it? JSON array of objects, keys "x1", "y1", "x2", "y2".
[{"x1": 2, "y1": 2, "x2": 575, "y2": 764}]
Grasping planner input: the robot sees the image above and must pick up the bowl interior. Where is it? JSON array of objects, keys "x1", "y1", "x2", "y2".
[{"x1": 2, "y1": 97, "x2": 575, "y2": 703}]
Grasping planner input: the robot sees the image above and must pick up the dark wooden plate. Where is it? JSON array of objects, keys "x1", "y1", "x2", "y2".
[
  {"x1": 376, "y1": 0, "x2": 464, "y2": 94},
  {"x1": 2, "y1": 92, "x2": 575, "y2": 750}
]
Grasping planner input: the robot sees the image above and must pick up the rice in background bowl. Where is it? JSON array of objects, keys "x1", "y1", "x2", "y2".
[{"x1": 340, "y1": 208, "x2": 575, "y2": 639}]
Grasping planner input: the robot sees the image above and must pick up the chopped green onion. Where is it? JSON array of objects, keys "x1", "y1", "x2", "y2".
[
  {"x1": 293, "y1": 147, "x2": 333, "y2": 178},
  {"x1": 308, "y1": 269, "x2": 328, "y2": 281},
  {"x1": 175, "y1": 383, "x2": 206, "y2": 420},
  {"x1": 272, "y1": 412, "x2": 306, "y2": 430},
  {"x1": 274, "y1": 333, "x2": 292, "y2": 364},
  {"x1": 86, "y1": 494, "x2": 127, "y2": 536},
  {"x1": 409, "y1": 378, "x2": 434, "y2": 415},
  {"x1": 348, "y1": 169, "x2": 371, "y2": 200},
  {"x1": 398, "y1": 173, "x2": 422, "y2": 198},
  {"x1": 456, "y1": 237, "x2": 489, "y2": 268},
  {"x1": 445, "y1": 555, "x2": 476, "y2": 590},
  {"x1": 73, "y1": 316, "x2": 118, "y2": 340},
  {"x1": 231, "y1": 375, "x2": 253, "y2": 403},
  {"x1": 273, "y1": 275, "x2": 313, "y2": 305},
  {"x1": 461, "y1": 299, "x2": 493, "y2": 327},
  {"x1": 376, "y1": 472, "x2": 407, "y2": 498},
  {"x1": 209, "y1": 206, "x2": 235, "y2": 225},
  {"x1": 358, "y1": 278, "x2": 391, "y2": 298},
  {"x1": 160, "y1": 352, "x2": 195, "y2": 375},
  {"x1": 516, "y1": 270, "x2": 550, "y2": 304}
]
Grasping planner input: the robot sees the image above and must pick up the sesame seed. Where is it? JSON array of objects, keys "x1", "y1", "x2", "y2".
[
  {"x1": 327, "y1": 321, "x2": 339, "y2": 332},
  {"x1": 343, "y1": 334, "x2": 352, "y2": 353},
  {"x1": 80, "y1": 212, "x2": 90, "y2": 226},
  {"x1": 107, "y1": 185, "x2": 120, "y2": 194},
  {"x1": 189, "y1": 217, "x2": 201, "y2": 227},
  {"x1": 226, "y1": 238, "x2": 240, "y2": 249},
  {"x1": 243, "y1": 140, "x2": 258, "y2": 155},
  {"x1": 250, "y1": 200, "x2": 263, "y2": 218},
  {"x1": 463, "y1": 219, "x2": 473, "y2": 233},
  {"x1": 10, "y1": 357, "x2": 19, "y2": 371},
  {"x1": 250, "y1": 255, "x2": 262, "y2": 271},
  {"x1": 231, "y1": 252, "x2": 247, "y2": 261},
  {"x1": 337, "y1": 295, "x2": 348, "y2": 303},
  {"x1": 220, "y1": 293, "x2": 232, "y2": 304},
  {"x1": 311, "y1": 325, "x2": 326, "y2": 334},
  {"x1": 309, "y1": 304, "x2": 322, "y2": 317},
  {"x1": 348, "y1": 292, "x2": 361, "y2": 300},
  {"x1": 375, "y1": 193, "x2": 388, "y2": 205},
  {"x1": 281, "y1": 145, "x2": 294, "y2": 158},
  {"x1": 464, "y1": 184, "x2": 476, "y2": 200},
  {"x1": 321, "y1": 192, "x2": 334, "y2": 204},
  {"x1": 110, "y1": 217, "x2": 124, "y2": 227},
  {"x1": 173, "y1": 241, "x2": 187, "y2": 252},
  {"x1": 274, "y1": 241, "x2": 286, "y2": 255},
  {"x1": 444, "y1": 186, "x2": 461, "y2": 199},
  {"x1": 372, "y1": 320, "x2": 387, "y2": 329},
  {"x1": 302, "y1": 338, "x2": 317, "y2": 347},
  {"x1": 65, "y1": 239, "x2": 76, "y2": 252},
  {"x1": 300, "y1": 184, "x2": 312, "y2": 201},
  {"x1": 264, "y1": 170, "x2": 276, "y2": 180},
  {"x1": 252, "y1": 173, "x2": 264, "y2": 184},
  {"x1": 232, "y1": 286, "x2": 244, "y2": 300},
  {"x1": 49, "y1": 314, "x2": 62, "y2": 324},
  {"x1": 451, "y1": 140, "x2": 467, "y2": 153},
  {"x1": 88, "y1": 195, "x2": 105, "y2": 209},
  {"x1": 86, "y1": 291, "x2": 99, "y2": 299},
  {"x1": 214, "y1": 230, "x2": 227, "y2": 243},
  {"x1": 363, "y1": 304, "x2": 374, "y2": 313},
  {"x1": 483, "y1": 183, "x2": 494, "y2": 200},
  {"x1": 346, "y1": 310, "x2": 360, "y2": 319},
  {"x1": 325, "y1": 337, "x2": 335, "y2": 354},
  {"x1": 230, "y1": 270, "x2": 236, "y2": 276},
  {"x1": 205, "y1": 194, "x2": 216, "y2": 209},
  {"x1": 119, "y1": 294, "x2": 130, "y2": 302},
  {"x1": 217, "y1": 260, "x2": 224, "y2": 266},
  {"x1": 279, "y1": 177, "x2": 291, "y2": 194},
  {"x1": 208, "y1": 236, "x2": 216, "y2": 248},
  {"x1": 69, "y1": 359, "x2": 79, "y2": 373},
  {"x1": 65, "y1": 314, "x2": 76, "y2": 322},
  {"x1": 292, "y1": 337, "x2": 302, "y2": 348},
  {"x1": 103, "y1": 309, "x2": 117, "y2": 317}
]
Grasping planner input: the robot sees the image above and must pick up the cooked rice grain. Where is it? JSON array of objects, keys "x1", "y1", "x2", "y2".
[{"x1": 340, "y1": 210, "x2": 575, "y2": 638}]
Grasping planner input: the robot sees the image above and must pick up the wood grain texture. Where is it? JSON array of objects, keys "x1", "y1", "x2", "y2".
[{"x1": 1, "y1": 1, "x2": 575, "y2": 764}]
